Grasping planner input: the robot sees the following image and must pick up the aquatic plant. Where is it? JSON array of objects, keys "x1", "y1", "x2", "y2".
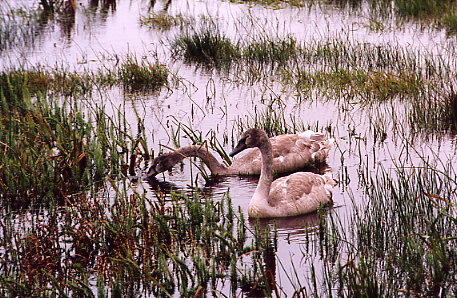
[
  {"x1": 243, "y1": 35, "x2": 299, "y2": 65},
  {"x1": 140, "y1": 13, "x2": 193, "y2": 30},
  {"x1": 0, "y1": 184, "x2": 281, "y2": 297},
  {"x1": 311, "y1": 147, "x2": 457, "y2": 296},
  {"x1": 118, "y1": 56, "x2": 168, "y2": 91},
  {"x1": 172, "y1": 26, "x2": 241, "y2": 67},
  {"x1": 0, "y1": 70, "x2": 149, "y2": 208}
]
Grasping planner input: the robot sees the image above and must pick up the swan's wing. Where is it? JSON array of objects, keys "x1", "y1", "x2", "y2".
[
  {"x1": 231, "y1": 133, "x2": 333, "y2": 175},
  {"x1": 231, "y1": 135, "x2": 300, "y2": 175},
  {"x1": 268, "y1": 172, "x2": 333, "y2": 216},
  {"x1": 230, "y1": 148, "x2": 263, "y2": 174}
]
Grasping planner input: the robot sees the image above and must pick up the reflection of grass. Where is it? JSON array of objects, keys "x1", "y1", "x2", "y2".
[{"x1": 410, "y1": 92, "x2": 457, "y2": 133}]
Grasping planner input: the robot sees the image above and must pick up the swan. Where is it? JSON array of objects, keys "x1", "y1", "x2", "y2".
[
  {"x1": 230, "y1": 128, "x2": 335, "y2": 218},
  {"x1": 145, "y1": 130, "x2": 334, "y2": 178}
]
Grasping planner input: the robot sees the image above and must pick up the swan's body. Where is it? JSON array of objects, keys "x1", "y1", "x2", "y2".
[
  {"x1": 146, "y1": 131, "x2": 333, "y2": 178},
  {"x1": 230, "y1": 128, "x2": 335, "y2": 218}
]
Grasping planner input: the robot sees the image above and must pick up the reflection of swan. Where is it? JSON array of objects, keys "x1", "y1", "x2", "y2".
[
  {"x1": 230, "y1": 128, "x2": 335, "y2": 219},
  {"x1": 145, "y1": 131, "x2": 333, "y2": 178},
  {"x1": 248, "y1": 211, "x2": 321, "y2": 230}
]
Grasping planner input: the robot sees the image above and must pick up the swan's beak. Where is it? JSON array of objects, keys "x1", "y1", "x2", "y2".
[
  {"x1": 229, "y1": 141, "x2": 247, "y2": 157},
  {"x1": 144, "y1": 166, "x2": 159, "y2": 179}
]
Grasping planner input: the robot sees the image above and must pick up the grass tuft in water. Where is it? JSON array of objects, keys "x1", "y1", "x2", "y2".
[
  {"x1": 243, "y1": 35, "x2": 299, "y2": 64},
  {"x1": 140, "y1": 13, "x2": 193, "y2": 30},
  {"x1": 118, "y1": 56, "x2": 168, "y2": 91},
  {"x1": 172, "y1": 26, "x2": 241, "y2": 67}
]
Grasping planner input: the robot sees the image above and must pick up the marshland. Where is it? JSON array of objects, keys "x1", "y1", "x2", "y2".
[{"x1": 0, "y1": 0, "x2": 456, "y2": 296}]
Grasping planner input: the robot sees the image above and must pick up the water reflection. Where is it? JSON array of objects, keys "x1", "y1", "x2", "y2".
[{"x1": 88, "y1": 0, "x2": 116, "y2": 20}]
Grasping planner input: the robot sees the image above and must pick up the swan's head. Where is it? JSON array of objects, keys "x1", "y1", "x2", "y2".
[
  {"x1": 146, "y1": 152, "x2": 180, "y2": 177},
  {"x1": 230, "y1": 128, "x2": 269, "y2": 157}
]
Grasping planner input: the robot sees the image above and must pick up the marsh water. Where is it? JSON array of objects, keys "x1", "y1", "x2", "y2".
[{"x1": 1, "y1": 0, "x2": 456, "y2": 296}]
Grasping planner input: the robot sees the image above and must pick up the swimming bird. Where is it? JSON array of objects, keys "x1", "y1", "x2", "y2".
[
  {"x1": 145, "y1": 130, "x2": 333, "y2": 178},
  {"x1": 230, "y1": 128, "x2": 335, "y2": 218}
]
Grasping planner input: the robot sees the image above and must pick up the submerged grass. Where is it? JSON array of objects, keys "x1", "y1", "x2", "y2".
[
  {"x1": 140, "y1": 13, "x2": 193, "y2": 30},
  {"x1": 0, "y1": 54, "x2": 169, "y2": 96}
]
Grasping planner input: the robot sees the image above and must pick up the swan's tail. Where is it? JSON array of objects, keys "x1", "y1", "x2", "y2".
[
  {"x1": 322, "y1": 168, "x2": 337, "y2": 200},
  {"x1": 300, "y1": 130, "x2": 335, "y2": 163}
]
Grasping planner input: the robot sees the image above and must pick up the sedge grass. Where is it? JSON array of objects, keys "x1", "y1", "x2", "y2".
[
  {"x1": 172, "y1": 26, "x2": 241, "y2": 68},
  {"x1": 0, "y1": 69, "x2": 155, "y2": 207},
  {"x1": 118, "y1": 56, "x2": 168, "y2": 92},
  {"x1": 0, "y1": 184, "x2": 280, "y2": 296},
  {"x1": 310, "y1": 147, "x2": 457, "y2": 296},
  {"x1": 140, "y1": 13, "x2": 193, "y2": 30}
]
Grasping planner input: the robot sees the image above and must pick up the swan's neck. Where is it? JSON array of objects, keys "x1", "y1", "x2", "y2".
[
  {"x1": 179, "y1": 146, "x2": 229, "y2": 175},
  {"x1": 254, "y1": 139, "x2": 274, "y2": 199}
]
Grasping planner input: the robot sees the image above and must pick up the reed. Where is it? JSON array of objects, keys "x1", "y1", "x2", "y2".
[
  {"x1": 0, "y1": 182, "x2": 280, "y2": 296},
  {"x1": 311, "y1": 148, "x2": 457, "y2": 296}
]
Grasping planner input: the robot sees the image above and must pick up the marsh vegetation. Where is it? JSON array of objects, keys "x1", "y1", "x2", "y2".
[{"x1": 0, "y1": 0, "x2": 456, "y2": 296}]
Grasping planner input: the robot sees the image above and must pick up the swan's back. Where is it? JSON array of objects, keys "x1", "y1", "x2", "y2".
[
  {"x1": 248, "y1": 171, "x2": 334, "y2": 218},
  {"x1": 232, "y1": 131, "x2": 333, "y2": 175}
]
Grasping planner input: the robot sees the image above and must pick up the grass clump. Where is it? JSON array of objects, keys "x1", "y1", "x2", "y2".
[
  {"x1": 172, "y1": 27, "x2": 241, "y2": 67},
  {"x1": 118, "y1": 56, "x2": 168, "y2": 91},
  {"x1": 443, "y1": 13, "x2": 457, "y2": 35},
  {"x1": 140, "y1": 13, "x2": 192, "y2": 30},
  {"x1": 296, "y1": 68, "x2": 421, "y2": 102},
  {"x1": 394, "y1": 0, "x2": 453, "y2": 18},
  {"x1": 243, "y1": 35, "x2": 299, "y2": 64}
]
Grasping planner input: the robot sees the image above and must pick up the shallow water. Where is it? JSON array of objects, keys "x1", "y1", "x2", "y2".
[{"x1": 1, "y1": 0, "x2": 456, "y2": 296}]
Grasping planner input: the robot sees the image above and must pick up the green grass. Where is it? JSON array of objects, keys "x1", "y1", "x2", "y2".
[
  {"x1": 140, "y1": 13, "x2": 193, "y2": 30},
  {"x1": 394, "y1": 0, "x2": 452, "y2": 18},
  {"x1": 444, "y1": 13, "x2": 457, "y2": 35},
  {"x1": 0, "y1": 70, "x2": 150, "y2": 208},
  {"x1": 172, "y1": 26, "x2": 241, "y2": 67},
  {"x1": 118, "y1": 56, "x2": 168, "y2": 91},
  {"x1": 0, "y1": 185, "x2": 279, "y2": 296},
  {"x1": 313, "y1": 151, "x2": 457, "y2": 296},
  {"x1": 243, "y1": 35, "x2": 299, "y2": 64}
]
